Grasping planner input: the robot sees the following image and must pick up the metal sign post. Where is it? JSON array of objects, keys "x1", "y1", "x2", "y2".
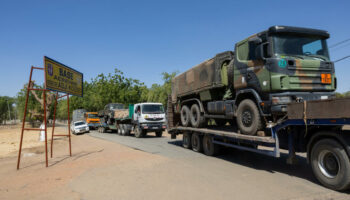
[
  {"x1": 17, "y1": 66, "x2": 50, "y2": 169},
  {"x1": 17, "y1": 57, "x2": 83, "y2": 169}
]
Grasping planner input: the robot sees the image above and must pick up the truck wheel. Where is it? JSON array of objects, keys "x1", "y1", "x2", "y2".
[
  {"x1": 203, "y1": 135, "x2": 219, "y2": 156},
  {"x1": 134, "y1": 126, "x2": 143, "y2": 138},
  {"x1": 236, "y1": 99, "x2": 262, "y2": 135},
  {"x1": 310, "y1": 138, "x2": 350, "y2": 191},
  {"x1": 155, "y1": 131, "x2": 163, "y2": 137},
  {"x1": 182, "y1": 132, "x2": 192, "y2": 149},
  {"x1": 181, "y1": 105, "x2": 190, "y2": 127},
  {"x1": 190, "y1": 104, "x2": 205, "y2": 128},
  {"x1": 191, "y1": 133, "x2": 203, "y2": 152},
  {"x1": 117, "y1": 127, "x2": 122, "y2": 135},
  {"x1": 121, "y1": 124, "x2": 126, "y2": 136}
]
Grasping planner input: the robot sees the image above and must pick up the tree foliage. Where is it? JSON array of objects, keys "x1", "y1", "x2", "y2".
[
  {"x1": 0, "y1": 96, "x2": 15, "y2": 124},
  {"x1": 15, "y1": 68, "x2": 177, "y2": 120}
]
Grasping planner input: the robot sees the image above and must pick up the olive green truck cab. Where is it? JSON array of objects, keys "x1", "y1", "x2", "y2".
[{"x1": 171, "y1": 26, "x2": 336, "y2": 135}]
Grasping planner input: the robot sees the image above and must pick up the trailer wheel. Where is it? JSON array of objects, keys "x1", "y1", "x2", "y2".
[
  {"x1": 190, "y1": 104, "x2": 205, "y2": 128},
  {"x1": 180, "y1": 105, "x2": 190, "y2": 127},
  {"x1": 203, "y1": 135, "x2": 219, "y2": 156},
  {"x1": 191, "y1": 133, "x2": 203, "y2": 152},
  {"x1": 134, "y1": 126, "x2": 143, "y2": 138},
  {"x1": 310, "y1": 138, "x2": 350, "y2": 191},
  {"x1": 155, "y1": 131, "x2": 163, "y2": 137},
  {"x1": 182, "y1": 132, "x2": 192, "y2": 149},
  {"x1": 236, "y1": 99, "x2": 262, "y2": 135}
]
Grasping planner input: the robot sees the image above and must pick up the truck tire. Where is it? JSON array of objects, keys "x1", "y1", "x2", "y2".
[
  {"x1": 203, "y1": 135, "x2": 219, "y2": 156},
  {"x1": 310, "y1": 138, "x2": 350, "y2": 191},
  {"x1": 191, "y1": 133, "x2": 203, "y2": 152},
  {"x1": 155, "y1": 131, "x2": 163, "y2": 137},
  {"x1": 190, "y1": 104, "x2": 205, "y2": 128},
  {"x1": 134, "y1": 126, "x2": 143, "y2": 138},
  {"x1": 121, "y1": 124, "x2": 126, "y2": 136},
  {"x1": 236, "y1": 99, "x2": 262, "y2": 135},
  {"x1": 181, "y1": 105, "x2": 190, "y2": 127},
  {"x1": 183, "y1": 132, "x2": 192, "y2": 149}
]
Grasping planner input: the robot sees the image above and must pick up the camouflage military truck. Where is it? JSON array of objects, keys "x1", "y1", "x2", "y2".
[{"x1": 170, "y1": 25, "x2": 336, "y2": 135}]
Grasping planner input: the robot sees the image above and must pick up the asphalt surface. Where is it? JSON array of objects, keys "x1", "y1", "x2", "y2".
[{"x1": 87, "y1": 130, "x2": 350, "y2": 200}]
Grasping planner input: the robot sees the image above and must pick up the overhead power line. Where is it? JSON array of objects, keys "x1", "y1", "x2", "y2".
[
  {"x1": 334, "y1": 55, "x2": 350, "y2": 63},
  {"x1": 329, "y1": 38, "x2": 350, "y2": 48}
]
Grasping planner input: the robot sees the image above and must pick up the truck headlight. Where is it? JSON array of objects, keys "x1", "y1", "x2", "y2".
[{"x1": 272, "y1": 96, "x2": 292, "y2": 105}]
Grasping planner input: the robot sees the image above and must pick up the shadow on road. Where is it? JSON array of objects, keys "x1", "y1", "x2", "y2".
[{"x1": 168, "y1": 140, "x2": 350, "y2": 193}]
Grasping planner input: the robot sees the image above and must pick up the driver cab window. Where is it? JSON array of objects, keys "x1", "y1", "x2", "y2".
[
  {"x1": 135, "y1": 106, "x2": 141, "y2": 114},
  {"x1": 302, "y1": 40, "x2": 323, "y2": 55}
]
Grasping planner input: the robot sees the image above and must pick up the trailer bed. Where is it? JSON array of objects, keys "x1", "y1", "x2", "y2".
[{"x1": 169, "y1": 126, "x2": 276, "y2": 144}]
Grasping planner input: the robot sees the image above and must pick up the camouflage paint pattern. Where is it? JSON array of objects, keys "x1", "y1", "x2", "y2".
[{"x1": 171, "y1": 27, "x2": 335, "y2": 105}]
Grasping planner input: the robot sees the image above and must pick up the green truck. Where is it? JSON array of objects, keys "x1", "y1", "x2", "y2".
[{"x1": 170, "y1": 25, "x2": 335, "y2": 135}]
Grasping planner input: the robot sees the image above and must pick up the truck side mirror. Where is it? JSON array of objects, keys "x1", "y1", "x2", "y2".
[
  {"x1": 255, "y1": 43, "x2": 268, "y2": 60},
  {"x1": 248, "y1": 36, "x2": 262, "y2": 44}
]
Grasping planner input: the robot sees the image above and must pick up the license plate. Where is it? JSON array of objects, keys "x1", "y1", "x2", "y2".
[{"x1": 152, "y1": 127, "x2": 158, "y2": 129}]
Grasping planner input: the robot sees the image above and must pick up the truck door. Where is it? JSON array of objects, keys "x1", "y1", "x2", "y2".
[
  {"x1": 234, "y1": 35, "x2": 270, "y2": 93},
  {"x1": 134, "y1": 105, "x2": 141, "y2": 121}
]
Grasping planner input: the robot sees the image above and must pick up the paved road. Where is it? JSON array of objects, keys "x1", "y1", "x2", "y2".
[{"x1": 88, "y1": 130, "x2": 350, "y2": 200}]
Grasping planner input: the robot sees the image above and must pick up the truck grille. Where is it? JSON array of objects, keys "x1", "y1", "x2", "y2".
[{"x1": 287, "y1": 65, "x2": 332, "y2": 90}]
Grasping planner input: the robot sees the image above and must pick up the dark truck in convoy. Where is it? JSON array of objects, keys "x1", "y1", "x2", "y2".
[
  {"x1": 167, "y1": 26, "x2": 350, "y2": 191},
  {"x1": 171, "y1": 25, "x2": 335, "y2": 135}
]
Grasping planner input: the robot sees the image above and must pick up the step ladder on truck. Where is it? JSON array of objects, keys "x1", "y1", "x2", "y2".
[{"x1": 167, "y1": 97, "x2": 350, "y2": 191}]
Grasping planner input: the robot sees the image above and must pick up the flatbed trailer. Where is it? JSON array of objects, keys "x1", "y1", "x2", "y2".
[{"x1": 167, "y1": 97, "x2": 350, "y2": 191}]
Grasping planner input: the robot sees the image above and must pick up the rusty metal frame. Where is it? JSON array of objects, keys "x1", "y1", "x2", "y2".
[
  {"x1": 51, "y1": 92, "x2": 72, "y2": 158},
  {"x1": 17, "y1": 66, "x2": 72, "y2": 170}
]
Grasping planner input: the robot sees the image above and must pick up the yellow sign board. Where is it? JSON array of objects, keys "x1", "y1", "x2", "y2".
[{"x1": 44, "y1": 56, "x2": 83, "y2": 97}]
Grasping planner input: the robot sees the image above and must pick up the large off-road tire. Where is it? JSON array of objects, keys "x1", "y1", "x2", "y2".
[
  {"x1": 203, "y1": 135, "x2": 220, "y2": 156},
  {"x1": 134, "y1": 126, "x2": 143, "y2": 138},
  {"x1": 155, "y1": 131, "x2": 163, "y2": 137},
  {"x1": 310, "y1": 138, "x2": 350, "y2": 191},
  {"x1": 191, "y1": 133, "x2": 203, "y2": 152},
  {"x1": 180, "y1": 105, "x2": 190, "y2": 127},
  {"x1": 182, "y1": 132, "x2": 192, "y2": 149},
  {"x1": 236, "y1": 99, "x2": 262, "y2": 135},
  {"x1": 190, "y1": 104, "x2": 205, "y2": 128}
]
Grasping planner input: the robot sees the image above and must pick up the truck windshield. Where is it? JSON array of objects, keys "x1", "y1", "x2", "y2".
[
  {"x1": 142, "y1": 105, "x2": 164, "y2": 114},
  {"x1": 272, "y1": 34, "x2": 330, "y2": 61},
  {"x1": 87, "y1": 114, "x2": 98, "y2": 118}
]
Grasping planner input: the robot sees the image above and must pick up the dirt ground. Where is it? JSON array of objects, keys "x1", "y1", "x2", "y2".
[
  {"x1": 0, "y1": 124, "x2": 70, "y2": 158},
  {"x1": 0, "y1": 126, "x2": 170, "y2": 200},
  {"x1": 1, "y1": 126, "x2": 349, "y2": 200}
]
